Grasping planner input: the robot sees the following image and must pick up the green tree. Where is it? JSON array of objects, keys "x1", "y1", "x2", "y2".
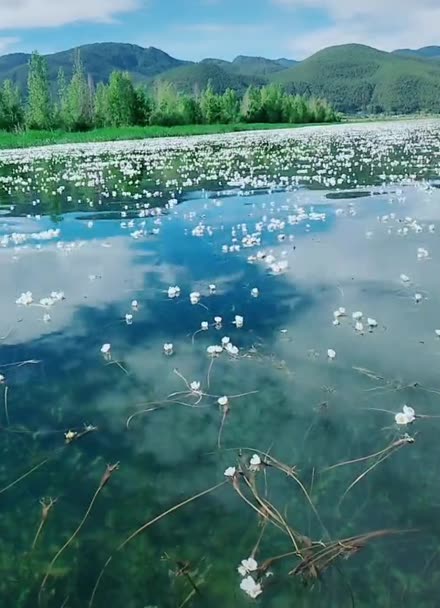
[
  {"x1": 221, "y1": 88, "x2": 240, "y2": 123},
  {"x1": 94, "y1": 82, "x2": 109, "y2": 128},
  {"x1": 64, "y1": 51, "x2": 93, "y2": 131},
  {"x1": 200, "y1": 82, "x2": 222, "y2": 124},
  {"x1": 26, "y1": 51, "x2": 52, "y2": 130},
  {"x1": 241, "y1": 86, "x2": 263, "y2": 122},
  {"x1": 260, "y1": 84, "x2": 284, "y2": 123},
  {"x1": 107, "y1": 71, "x2": 136, "y2": 127},
  {"x1": 0, "y1": 80, "x2": 24, "y2": 131}
]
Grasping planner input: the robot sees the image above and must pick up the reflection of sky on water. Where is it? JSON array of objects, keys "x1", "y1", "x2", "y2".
[{"x1": 2, "y1": 149, "x2": 440, "y2": 605}]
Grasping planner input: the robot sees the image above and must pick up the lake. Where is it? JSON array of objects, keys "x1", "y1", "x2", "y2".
[{"x1": 1, "y1": 120, "x2": 440, "y2": 607}]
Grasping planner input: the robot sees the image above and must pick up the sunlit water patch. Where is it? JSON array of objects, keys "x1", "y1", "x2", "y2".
[{"x1": 1, "y1": 120, "x2": 440, "y2": 608}]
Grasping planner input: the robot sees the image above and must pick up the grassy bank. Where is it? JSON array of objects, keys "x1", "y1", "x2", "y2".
[{"x1": 0, "y1": 122, "x2": 332, "y2": 150}]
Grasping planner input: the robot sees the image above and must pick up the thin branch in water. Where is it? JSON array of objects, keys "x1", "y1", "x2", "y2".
[
  {"x1": 339, "y1": 438, "x2": 413, "y2": 505},
  {"x1": 32, "y1": 497, "x2": 57, "y2": 550},
  {"x1": 40, "y1": 463, "x2": 119, "y2": 599},
  {"x1": 89, "y1": 480, "x2": 226, "y2": 608},
  {"x1": 4, "y1": 385, "x2": 9, "y2": 426}
]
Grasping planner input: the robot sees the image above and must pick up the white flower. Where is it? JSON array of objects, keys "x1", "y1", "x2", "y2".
[
  {"x1": 352, "y1": 311, "x2": 363, "y2": 320},
  {"x1": 218, "y1": 396, "x2": 229, "y2": 407},
  {"x1": 327, "y1": 349, "x2": 336, "y2": 360},
  {"x1": 367, "y1": 318, "x2": 378, "y2": 328},
  {"x1": 221, "y1": 336, "x2": 230, "y2": 346},
  {"x1": 435, "y1": 329, "x2": 440, "y2": 338},
  {"x1": 0, "y1": 374, "x2": 5, "y2": 384},
  {"x1": 414, "y1": 293, "x2": 422, "y2": 303},
  {"x1": 209, "y1": 284, "x2": 217, "y2": 293},
  {"x1": 240, "y1": 557, "x2": 258, "y2": 573},
  {"x1": 225, "y1": 343, "x2": 239, "y2": 356},
  {"x1": 201, "y1": 321, "x2": 209, "y2": 331},
  {"x1": 50, "y1": 291, "x2": 65, "y2": 302},
  {"x1": 240, "y1": 576, "x2": 263, "y2": 599},
  {"x1": 207, "y1": 345, "x2": 222, "y2": 356},
  {"x1": 224, "y1": 466, "x2": 236, "y2": 477},
  {"x1": 233, "y1": 315, "x2": 244, "y2": 328},
  {"x1": 395, "y1": 405, "x2": 416, "y2": 425},
  {"x1": 249, "y1": 454, "x2": 262, "y2": 471},
  {"x1": 190, "y1": 291, "x2": 200, "y2": 305},
  {"x1": 355, "y1": 321, "x2": 364, "y2": 333},
  {"x1": 163, "y1": 343, "x2": 174, "y2": 356},
  {"x1": 251, "y1": 288, "x2": 259, "y2": 298},
  {"x1": 101, "y1": 343, "x2": 111, "y2": 354},
  {"x1": 16, "y1": 291, "x2": 33, "y2": 306},
  {"x1": 40, "y1": 297, "x2": 55, "y2": 307},
  {"x1": 125, "y1": 313, "x2": 133, "y2": 325},
  {"x1": 400, "y1": 274, "x2": 410, "y2": 283},
  {"x1": 190, "y1": 381, "x2": 201, "y2": 392},
  {"x1": 214, "y1": 316, "x2": 222, "y2": 324},
  {"x1": 168, "y1": 286, "x2": 178, "y2": 299},
  {"x1": 131, "y1": 299, "x2": 139, "y2": 309}
]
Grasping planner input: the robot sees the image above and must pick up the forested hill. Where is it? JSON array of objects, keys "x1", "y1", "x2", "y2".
[{"x1": 2, "y1": 41, "x2": 440, "y2": 114}]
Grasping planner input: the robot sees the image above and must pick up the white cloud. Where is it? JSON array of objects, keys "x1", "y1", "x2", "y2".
[
  {"x1": 0, "y1": 0, "x2": 143, "y2": 29},
  {"x1": 0, "y1": 36, "x2": 19, "y2": 53},
  {"x1": 275, "y1": 0, "x2": 440, "y2": 57}
]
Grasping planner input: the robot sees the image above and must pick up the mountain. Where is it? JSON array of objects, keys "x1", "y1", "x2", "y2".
[
  {"x1": 272, "y1": 43, "x2": 440, "y2": 113},
  {"x1": 153, "y1": 62, "x2": 264, "y2": 95},
  {"x1": 2, "y1": 40, "x2": 440, "y2": 114},
  {"x1": 275, "y1": 58, "x2": 298, "y2": 68},
  {"x1": 393, "y1": 46, "x2": 440, "y2": 59},
  {"x1": 0, "y1": 43, "x2": 189, "y2": 90}
]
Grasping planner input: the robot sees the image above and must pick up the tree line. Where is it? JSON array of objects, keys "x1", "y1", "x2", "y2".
[{"x1": 0, "y1": 51, "x2": 340, "y2": 132}]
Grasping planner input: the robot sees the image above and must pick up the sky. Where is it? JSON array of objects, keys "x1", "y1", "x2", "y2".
[{"x1": 0, "y1": 0, "x2": 439, "y2": 60}]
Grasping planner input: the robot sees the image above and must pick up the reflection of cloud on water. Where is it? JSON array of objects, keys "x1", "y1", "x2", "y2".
[{"x1": 0, "y1": 236, "x2": 168, "y2": 346}]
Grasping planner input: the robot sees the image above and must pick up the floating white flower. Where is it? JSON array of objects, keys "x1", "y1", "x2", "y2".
[
  {"x1": 435, "y1": 329, "x2": 440, "y2": 337},
  {"x1": 240, "y1": 576, "x2": 263, "y2": 599},
  {"x1": 417, "y1": 247, "x2": 429, "y2": 259},
  {"x1": 190, "y1": 292, "x2": 200, "y2": 305},
  {"x1": 239, "y1": 557, "x2": 258, "y2": 574},
  {"x1": 209, "y1": 284, "x2": 217, "y2": 294},
  {"x1": 131, "y1": 300, "x2": 139, "y2": 309},
  {"x1": 355, "y1": 321, "x2": 364, "y2": 333},
  {"x1": 168, "y1": 286, "x2": 179, "y2": 299},
  {"x1": 190, "y1": 381, "x2": 201, "y2": 392},
  {"x1": 327, "y1": 348, "x2": 336, "y2": 360},
  {"x1": 225, "y1": 343, "x2": 239, "y2": 356},
  {"x1": 50, "y1": 291, "x2": 65, "y2": 302},
  {"x1": 249, "y1": 454, "x2": 262, "y2": 471},
  {"x1": 0, "y1": 374, "x2": 5, "y2": 384},
  {"x1": 400, "y1": 274, "x2": 410, "y2": 283},
  {"x1": 221, "y1": 336, "x2": 230, "y2": 346},
  {"x1": 214, "y1": 316, "x2": 222, "y2": 328},
  {"x1": 395, "y1": 405, "x2": 416, "y2": 425},
  {"x1": 367, "y1": 318, "x2": 378, "y2": 328},
  {"x1": 125, "y1": 313, "x2": 133, "y2": 325},
  {"x1": 415, "y1": 293, "x2": 423, "y2": 303},
  {"x1": 233, "y1": 315, "x2": 244, "y2": 328},
  {"x1": 207, "y1": 345, "x2": 221, "y2": 356},
  {"x1": 352, "y1": 311, "x2": 363, "y2": 320},
  {"x1": 251, "y1": 288, "x2": 259, "y2": 298},
  {"x1": 101, "y1": 343, "x2": 111, "y2": 355},
  {"x1": 163, "y1": 343, "x2": 174, "y2": 356},
  {"x1": 224, "y1": 466, "x2": 236, "y2": 478},
  {"x1": 16, "y1": 291, "x2": 33, "y2": 306},
  {"x1": 201, "y1": 321, "x2": 209, "y2": 331},
  {"x1": 218, "y1": 396, "x2": 229, "y2": 407}
]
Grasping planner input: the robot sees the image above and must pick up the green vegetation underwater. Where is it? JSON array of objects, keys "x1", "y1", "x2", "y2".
[{"x1": 1, "y1": 120, "x2": 440, "y2": 607}]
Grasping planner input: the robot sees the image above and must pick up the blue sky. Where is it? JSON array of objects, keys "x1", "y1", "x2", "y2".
[{"x1": 0, "y1": 0, "x2": 438, "y2": 60}]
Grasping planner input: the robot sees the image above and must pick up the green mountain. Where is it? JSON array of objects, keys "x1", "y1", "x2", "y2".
[
  {"x1": 2, "y1": 41, "x2": 440, "y2": 114},
  {"x1": 153, "y1": 62, "x2": 264, "y2": 95},
  {"x1": 0, "y1": 43, "x2": 189, "y2": 90},
  {"x1": 272, "y1": 43, "x2": 440, "y2": 113},
  {"x1": 393, "y1": 46, "x2": 440, "y2": 59}
]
